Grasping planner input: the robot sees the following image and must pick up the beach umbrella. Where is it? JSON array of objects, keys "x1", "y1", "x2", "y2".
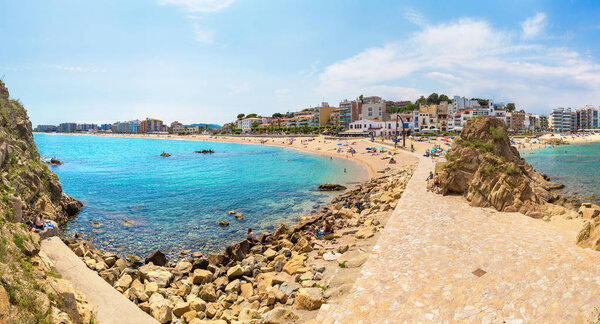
[{"x1": 337, "y1": 143, "x2": 342, "y2": 145}]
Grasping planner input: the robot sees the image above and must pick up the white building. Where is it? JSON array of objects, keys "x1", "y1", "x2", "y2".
[
  {"x1": 348, "y1": 119, "x2": 383, "y2": 136},
  {"x1": 236, "y1": 117, "x2": 263, "y2": 132}
]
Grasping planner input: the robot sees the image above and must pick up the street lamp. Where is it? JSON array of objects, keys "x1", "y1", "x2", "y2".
[{"x1": 394, "y1": 113, "x2": 406, "y2": 148}]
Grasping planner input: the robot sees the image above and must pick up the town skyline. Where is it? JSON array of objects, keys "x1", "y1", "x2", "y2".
[{"x1": 3, "y1": 1, "x2": 600, "y2": 126}]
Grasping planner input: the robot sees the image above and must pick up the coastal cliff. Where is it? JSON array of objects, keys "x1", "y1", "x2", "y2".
[
  {"x1": 0, "y1": 81, "x2": 92, "y2": 322},
  {"x1": 438, "y1": 116, "x2": 572, "y2": 218},
  {"x1": 0, "y1": 80, "x2": 82, "y2": 224}
]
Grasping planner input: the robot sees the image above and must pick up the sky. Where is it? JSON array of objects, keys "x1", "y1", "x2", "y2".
[{"x1": 1, "y1": 0, "x2": 600, "y2": 126}]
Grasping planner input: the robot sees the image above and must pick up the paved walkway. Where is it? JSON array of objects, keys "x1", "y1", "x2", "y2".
[
  {"x1": 40, "y1": 237, "x2": 157, "y2": 324},
  {"x1": 318, "y1": 152, "x2": 600, "y2": 323}
]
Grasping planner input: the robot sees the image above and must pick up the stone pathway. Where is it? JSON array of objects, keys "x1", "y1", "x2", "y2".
[
  {"x1": 40, "y1": 237, "x2": 158, "y2": 324},
  {"x1": 317, "y1": 151, "x2": 600, "y2": 323}
]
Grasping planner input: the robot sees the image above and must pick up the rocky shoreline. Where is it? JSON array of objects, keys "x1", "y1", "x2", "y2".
[{"x1": 62, "y1": 164, "x2": 416, "y2": 323}]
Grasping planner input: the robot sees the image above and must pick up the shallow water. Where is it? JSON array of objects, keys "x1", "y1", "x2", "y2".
[
  {"x1": 521, "y1": 142, "x2": 600, "y2": 203},
  {"x1": 34, "y1": 134, "x2": 367, "y2": 258}
]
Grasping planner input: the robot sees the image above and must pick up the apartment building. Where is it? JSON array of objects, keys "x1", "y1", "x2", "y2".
[
  {"x1": 576, "y1": 105, "x2": 600, "y2": 130},
  {"x1": 418, "y1": 102, "x2": 448, "y2": 132},
  {"x1": 59, "y1": 123, "x2": 78, "y2": 132},
  {"x1": 235, "y1": 117, "x2": 263, "y2": 132},
  {"x1": 549, "y1": 108, "x2": 575, "y2": 133},
  {"x1": 506, "y1": 111, "x2": 526, "y2": 132},
  {"x1": 140, "y1": 118, "x2": 164, "y2": 133},
  {"x1": 313, "y1": 104, "x2": 337, "y2": 127},
  {"x1": 338, "y1": 99, "x2": 362, "y2": 129},
  {"x1": 35, "y1": 125, "x2": 57, "y2": 132},
  {"x1": 361, "y1": 96, "x2": 389, "y2": 121}
]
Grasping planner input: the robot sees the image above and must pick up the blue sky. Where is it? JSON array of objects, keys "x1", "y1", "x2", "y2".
[{"x1": 1, "y1": 0, "x2": 600, "y2": 126}]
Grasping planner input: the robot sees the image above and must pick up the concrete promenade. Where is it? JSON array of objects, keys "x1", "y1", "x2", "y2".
[
  {"x1": 317, "y1": 151, "x2": 600, "y2": 323},
  {"x1": 40, "y1": 236, "x2": 158, "y2": 324}
]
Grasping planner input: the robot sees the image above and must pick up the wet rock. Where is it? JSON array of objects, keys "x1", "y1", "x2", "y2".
[
  {"x1": 145, "y1": 249, "x2": 168, "y2": 267},
  {"x1": 160, "y1": 152, "x2": 171, "y2": 157},
  {"x1": 318, "y1": 183, "x2": 347, "y2": 191},
  {"x1": 217, "y1": 220, "x2": 229, "y2": 227}
]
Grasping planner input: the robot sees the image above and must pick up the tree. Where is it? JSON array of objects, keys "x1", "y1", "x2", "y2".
[
  {"x1": 506, "y1": 103, "x2": 516, "y2": 112},
  {"x1": 415, "y1": 96, "x2": 427, "y2": 107},
  {"x1": 427, "y1": 93, "x2": 439, "y2": 104},
  {"x1": 246, "y1": 113, "x2": 258, "y2": 118},
  {"x1": 439, "y1": 94, "x2": 450, "y2": 102},
  {"x1": 251, "y1": 121, "x2": 260, "y2": 128},
  {"x1": 237, "y1": 113, "x2": 245, "y2": 119},
  {"x1": 359, "y1": 94, "x2": 364, "y2": 103},
  {"x1": 272, "y1": 113, "x2": 283, "y2": 118}
]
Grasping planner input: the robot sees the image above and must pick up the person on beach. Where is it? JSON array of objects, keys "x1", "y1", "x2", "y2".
[
  {"x1": 427, "y1": 171, "x2": 433, "y2": 182},
  {"x1": 433, "y1": 174, "x2": 440, "y2": 193},
  {"x1": 247, "y1": 228, "x2": 255, "y2": 244},
  {"x1": 34, "y1": 214, "x2": 45, "y2": 231},
  {"x1": 324, "y1": 221, "x2": 333, "y2": 234}
]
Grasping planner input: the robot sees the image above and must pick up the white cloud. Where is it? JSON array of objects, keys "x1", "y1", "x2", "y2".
[
  {"x1": 192, "y1": 23, "x2": 214, "y2": 44},
  {"x1": 159, "y1": 0, "x2": 235, "y2": 13},
  {"x1": 404, "y1": 8, "x2": 426, "y2": 27},
  {"x1": 318, "y1": 17, "x2": 600, "y2": 112},
  {"x1": 521, "y1": 12, "x2": 547, "y2": 39}
]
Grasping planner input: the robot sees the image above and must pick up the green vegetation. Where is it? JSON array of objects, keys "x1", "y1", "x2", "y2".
[
  {"x1": 460, "y1": 139, "x2": 495, "y2": 154},
  {"x1": 488, "y1": 126, "x2": 506, "y2": 140},
  {"x1": 12, "y1": 232, "x2": 26, "y2": 250}
]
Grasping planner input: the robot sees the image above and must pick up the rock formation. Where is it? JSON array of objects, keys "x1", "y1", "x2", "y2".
[
  {"x1": 317, "y1": 183, "x2": 347, "y2": 191},
  {"x1": 0, "y1": 80, "x2": 82, "y2": 224},
  {"x1": 0, "y1": 80, "x2": 92, "y2": 322},
  {"x1": 438, "y1": 116, "x2": 567, "y2": 218}
]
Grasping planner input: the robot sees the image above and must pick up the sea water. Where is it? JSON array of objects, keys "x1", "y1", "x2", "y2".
[
  {"x1": 521, "y1": 142, "x2": 600, "y2": 204},
  {"x1": 34, "y1": 134, "x2": 367, "y2": 258}
]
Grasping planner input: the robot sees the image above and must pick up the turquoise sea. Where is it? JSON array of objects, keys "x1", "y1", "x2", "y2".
[
  {"x1": 521, "y1": 142, "x2": 600, "y2": 203},
  {"x1": 34, "y1": 134, "x2": 367, "y2": 258}
]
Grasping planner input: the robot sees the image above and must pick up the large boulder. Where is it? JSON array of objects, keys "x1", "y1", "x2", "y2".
[
  {"x1": 318, "y1": 183, "x2": 347, "y2": 191},
  {"x1": 139, "y1": 264, "x2": 174, "y2": 288},
  {"x1": 438, "y1": 116, "x2": 566, "y2": 218},
  {"x1": 145, "y1": 250, "x2": 168, "y2": 266},
  {"x1": 295, "y1": 288, "x2": 324, "y2": 310}
]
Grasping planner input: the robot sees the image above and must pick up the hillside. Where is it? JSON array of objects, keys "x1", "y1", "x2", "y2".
[
  {"x1": 0, "y1": 81, "x2": 82, "y2": 224},
  {"x1": 0, "y1": 80, "x2": 93, "y2": 322}
]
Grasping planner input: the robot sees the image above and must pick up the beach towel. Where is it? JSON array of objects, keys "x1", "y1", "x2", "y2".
[{"x1": 44, "y1": 221, "x2": 55, "y2": 229}]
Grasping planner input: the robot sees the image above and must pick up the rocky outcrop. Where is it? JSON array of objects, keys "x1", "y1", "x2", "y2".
[
  {"x1": 576, "y1": 203, "x2": 600, "y2": 250},
  {"x1": 317, "y1": 183, "x2": 347, "y2": 191},
  {"x1": 0, "y1": 80, "x2": 82, "y2": 223},
  {"x1": 438, "y1": 116, "x2": 569, "y2": 218}
]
